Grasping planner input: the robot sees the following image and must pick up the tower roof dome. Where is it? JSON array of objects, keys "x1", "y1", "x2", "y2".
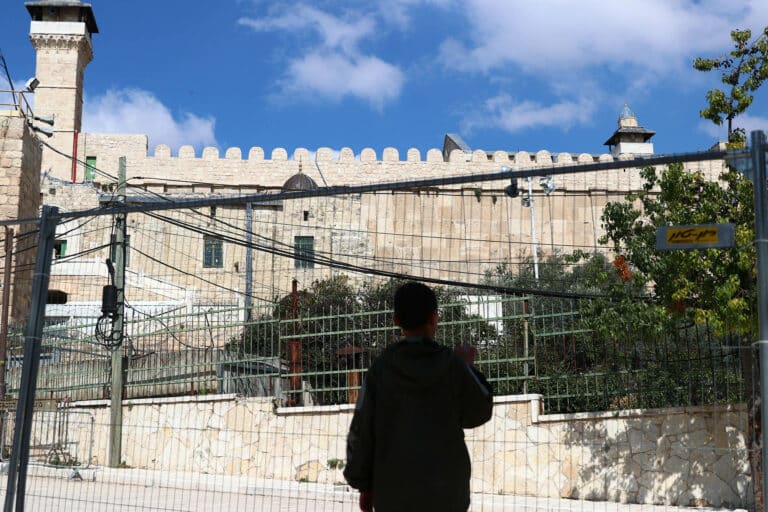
[
  {"x1": 619, "y1": 103, "x2": 636, "y2": 121},
  {"x1": 282, "y1": 167, "x2": 318, "y2": 192}
]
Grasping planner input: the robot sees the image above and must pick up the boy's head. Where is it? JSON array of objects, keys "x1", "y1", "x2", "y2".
[{"x1": 393, "y1": 282, "x2": 438, "y2": 332}]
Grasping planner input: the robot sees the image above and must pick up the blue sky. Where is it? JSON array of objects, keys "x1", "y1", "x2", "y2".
[{"x1": 2, "y1": 0, "x2": 768, "y2": 157}]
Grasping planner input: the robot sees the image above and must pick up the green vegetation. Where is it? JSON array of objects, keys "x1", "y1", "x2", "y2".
[
  {"x1": 227, "y1": 276, "x2": 497, "y2": 405},
  {"x1": 694, "y1": 27, "x2": 768, "y2": 145}
]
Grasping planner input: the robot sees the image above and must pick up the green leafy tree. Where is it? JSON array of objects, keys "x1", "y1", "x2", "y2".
[
  {"x1": 486, "y1": 253, "x2": 679, "y2": 412},
  {"x1": 601, "y1": 164, "x2": 755, "y2": 333},
  {"x1": 694, "y1": 27, "x2": 768, "y2": 145},
  {"x1": 229, "y1": 276, "x2": 497, "y2": 405}
]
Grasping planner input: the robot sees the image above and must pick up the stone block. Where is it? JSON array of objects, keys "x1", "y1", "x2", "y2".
[
  {"x1": 178, "y1": 145, "x2": 196, "y2": 158},
  {"x1": 225, "y1": 147, "x2": 242, "y2": 160},
  {"x1": 295, "y1": 460, "x2": 323, "y2": 482}
]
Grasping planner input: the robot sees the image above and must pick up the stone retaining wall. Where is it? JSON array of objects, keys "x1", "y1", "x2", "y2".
[{"x1": 59, "y1": 394, "x2": 751, "y2": 509}]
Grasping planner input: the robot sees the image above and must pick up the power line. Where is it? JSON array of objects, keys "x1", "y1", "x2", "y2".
[{"x1": 143, "y1": 209, "x2": 647, "y2": 301}]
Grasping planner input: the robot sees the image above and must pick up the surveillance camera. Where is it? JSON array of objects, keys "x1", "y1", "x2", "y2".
[
  {"x1": 25, "y1": 77, "x2": 39, "y2": 92},
  {"x1": 539, "y1": 176, "x2": 555, "y2": 195}
]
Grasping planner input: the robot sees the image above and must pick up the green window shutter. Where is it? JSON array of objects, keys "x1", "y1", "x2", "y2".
[
  {"x1": 53, "y1": 240, "x2": 67, "y2": 259},
  {"x1": 294, "y1": 236, "x2": 314, "y2": 269},
  {"x1": 204, "y1": 236, "x2": 223, "y2": 268},
  {"x1": 85, "y1": 156, "x2": 97, "y2": 182}
]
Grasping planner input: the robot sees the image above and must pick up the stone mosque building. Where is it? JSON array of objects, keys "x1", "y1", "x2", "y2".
[{"x1": 2, "y1": 0, "x2": 727, "y2": 326}]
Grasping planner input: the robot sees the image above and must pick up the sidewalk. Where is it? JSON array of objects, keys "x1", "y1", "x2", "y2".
[{"x1": 0, "y1": 465, "x2": 749, "y2": 512}]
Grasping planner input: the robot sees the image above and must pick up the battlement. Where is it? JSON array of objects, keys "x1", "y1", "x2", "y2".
[{"x1": 149, "y1": 144, "x2": 628, "y2": 166}]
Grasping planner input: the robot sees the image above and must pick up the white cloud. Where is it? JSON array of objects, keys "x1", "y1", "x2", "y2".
[
  {"x1": 439, "y1": 0, "x2": 766, "y2": 74},
  {"x1": 239, "y1": 4, "x2": 404, "y2": 108},
  {"x1": 377, "y1": 0, "x2": 453, "y2": 28},
  {"x1": 436, "y1": 0, "x2": 768, "y2": 136},
  {"x1": 283, "y1": 52, "x2": 403, "y2": 109},
  {"x1": 465, "y1": 94, "x2": 597, "y2": 134},
  {"x1": 736, "y1": 114, "x2": 768, "y2": 134},
  {"x1": 240, "y1": 5, "x2": 374, "y2": 54},
  {"x1": 83, "y1": 88, "x2": 217, "y2": 151},
  {"x1": 699, "y1": 113, "x2": 768, "y2": 140}
]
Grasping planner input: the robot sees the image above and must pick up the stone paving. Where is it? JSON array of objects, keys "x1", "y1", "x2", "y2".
[{"x1": 0, "y1": 466, "x2": 749, "y2": 512}]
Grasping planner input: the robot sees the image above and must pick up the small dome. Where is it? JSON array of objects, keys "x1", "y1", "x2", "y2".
[
  {"x1": 282, "y1": 172, "x2": 318, "y2": 192},
  {"x1": 617, "y1": 103, "x2": 639, "y2": 128},
  {"x1": 619, "y1": 103, "x2": 636, "y2": 121}
]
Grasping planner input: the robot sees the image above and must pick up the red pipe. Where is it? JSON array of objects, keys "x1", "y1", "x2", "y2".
[
  {"x1": 288, "y1": 279, "x2": 302, "y2": 404},
  {"x1": 71, "y1": 130, "x2": 79, "y2": 183}
]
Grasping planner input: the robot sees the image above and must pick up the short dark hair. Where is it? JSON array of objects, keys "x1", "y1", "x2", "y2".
[{"x1": 394, "y1": 282, "x2": 438, "y2": 329}]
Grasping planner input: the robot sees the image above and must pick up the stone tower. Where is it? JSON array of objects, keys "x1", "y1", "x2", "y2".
[
  {"x1": 603, "y1": 104, "x2": 655, "y2": 157},
  {"x1": 26, "y1": 0, "x2": 98, "y2": 181}
]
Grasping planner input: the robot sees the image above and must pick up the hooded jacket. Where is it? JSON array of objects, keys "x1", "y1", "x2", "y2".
[{"x1": 344, "y1": 337, "x2": 493, "y2": 512}]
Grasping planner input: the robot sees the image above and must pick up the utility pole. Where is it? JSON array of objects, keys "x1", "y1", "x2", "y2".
[
  {"x1": 524, "y1": 177, "x2": 539, "y2": 280},
  {"x1": 749, "y1": 131, "x2": 768, "y2": 512},
  {"x1": 108, "y1": 157, "x2": 127, "y2": 467},
  {"x1": 0, "y1": 227, "x2": 14, "y2": 399}
]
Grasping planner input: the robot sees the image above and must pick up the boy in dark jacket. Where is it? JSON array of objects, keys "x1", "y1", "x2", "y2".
[{"x1": 344, "y1": 282, "x2": 493, "y2": 512}]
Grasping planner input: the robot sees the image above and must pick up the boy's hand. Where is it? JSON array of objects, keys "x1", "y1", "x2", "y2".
[
  {"x1": 359, "y1": 490, "x2": 373, "y2": 512},
  {"x1": 454, "y1": 344, "x2": 477, "y2": 365}
]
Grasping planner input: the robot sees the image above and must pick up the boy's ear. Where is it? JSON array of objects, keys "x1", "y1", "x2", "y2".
[{"x1": 393, "y1": 314, "x2": 401, "y2": 327}]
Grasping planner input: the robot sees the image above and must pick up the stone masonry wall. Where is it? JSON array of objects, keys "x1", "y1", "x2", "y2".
[
  {"x1": 41, "y1": 147, "x2": 729, "y2": 305},
  {"x1": 0, "y1": 116, "x2": 42, "y2": 323},
  {"x1": 58, "y1": 394, "x2": 751, "y2": 509}
]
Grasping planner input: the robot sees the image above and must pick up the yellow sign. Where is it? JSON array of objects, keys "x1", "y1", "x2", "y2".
[
  {"x1": 656, "y1": 223, "x2": 735, "y2": 250},
  {"x1": 666, "y1": 227, "x2": 719, "y2": 245}
]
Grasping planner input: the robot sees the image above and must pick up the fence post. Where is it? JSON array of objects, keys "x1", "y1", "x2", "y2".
[
  {"x1": 523, "y1": 298, "x2": 530, "y2": 394},
  {"x1": 108, "y1": 156, "x2": 126, "y2": 467},
  {"x1": 750, "y1": 130, "x2": 768, "y2": 512},
  {"x1": 3, "y1": 205, "x2": 58, "y2": 512},
  {"x1": 245, "y1": 202, "x2": 252, "y2": 322}
]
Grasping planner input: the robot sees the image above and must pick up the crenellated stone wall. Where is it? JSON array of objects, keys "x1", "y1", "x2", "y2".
[
  {"x1": 42, "y1": 134, "x2": 730, "y2": 303},
  {"x1": 68, "y1": 138, "x2": 726, "y2": 193},
  {"x1": 58, "y1": 394, "x2": 751, "y2": 509}
]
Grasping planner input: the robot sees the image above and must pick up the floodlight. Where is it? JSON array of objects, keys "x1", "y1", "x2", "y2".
[{"x1": 25, "y1": 77, "x2": 39, "y2": 92}]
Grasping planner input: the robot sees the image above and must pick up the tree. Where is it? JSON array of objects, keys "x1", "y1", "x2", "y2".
[
  {"x1": 694, "y1": 27, "x2": 768, "y2": 145},
  {"x1": 600, "y1": 163, "x2": 759, "y2": 505},
  {"x1": 485, "y1": 252, "x2": 692, "y2": 412},
  {"x1": 601, "y1": 164, "x2": 755, "y2": 333},
  {"x1": 228, "y1": 276, "x2": 498, "y2": 405}
]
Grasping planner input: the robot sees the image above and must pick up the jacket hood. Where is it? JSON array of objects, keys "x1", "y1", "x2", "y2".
[{"x1": 380, "y1": 337, "x2": 453, "y2": 389}]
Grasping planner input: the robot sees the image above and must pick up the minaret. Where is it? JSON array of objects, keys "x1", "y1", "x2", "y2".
[
  {"x1": 26, "y1": 1, "x2": 98, "y2": 181},
  {"x1": 603, "y1": 104, "x2": 655, "y2": 157}
]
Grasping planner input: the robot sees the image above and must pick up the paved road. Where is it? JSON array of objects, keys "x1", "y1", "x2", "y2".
[{"x1": 0, "y1": 466, "x2": 746, "y2": 512}]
